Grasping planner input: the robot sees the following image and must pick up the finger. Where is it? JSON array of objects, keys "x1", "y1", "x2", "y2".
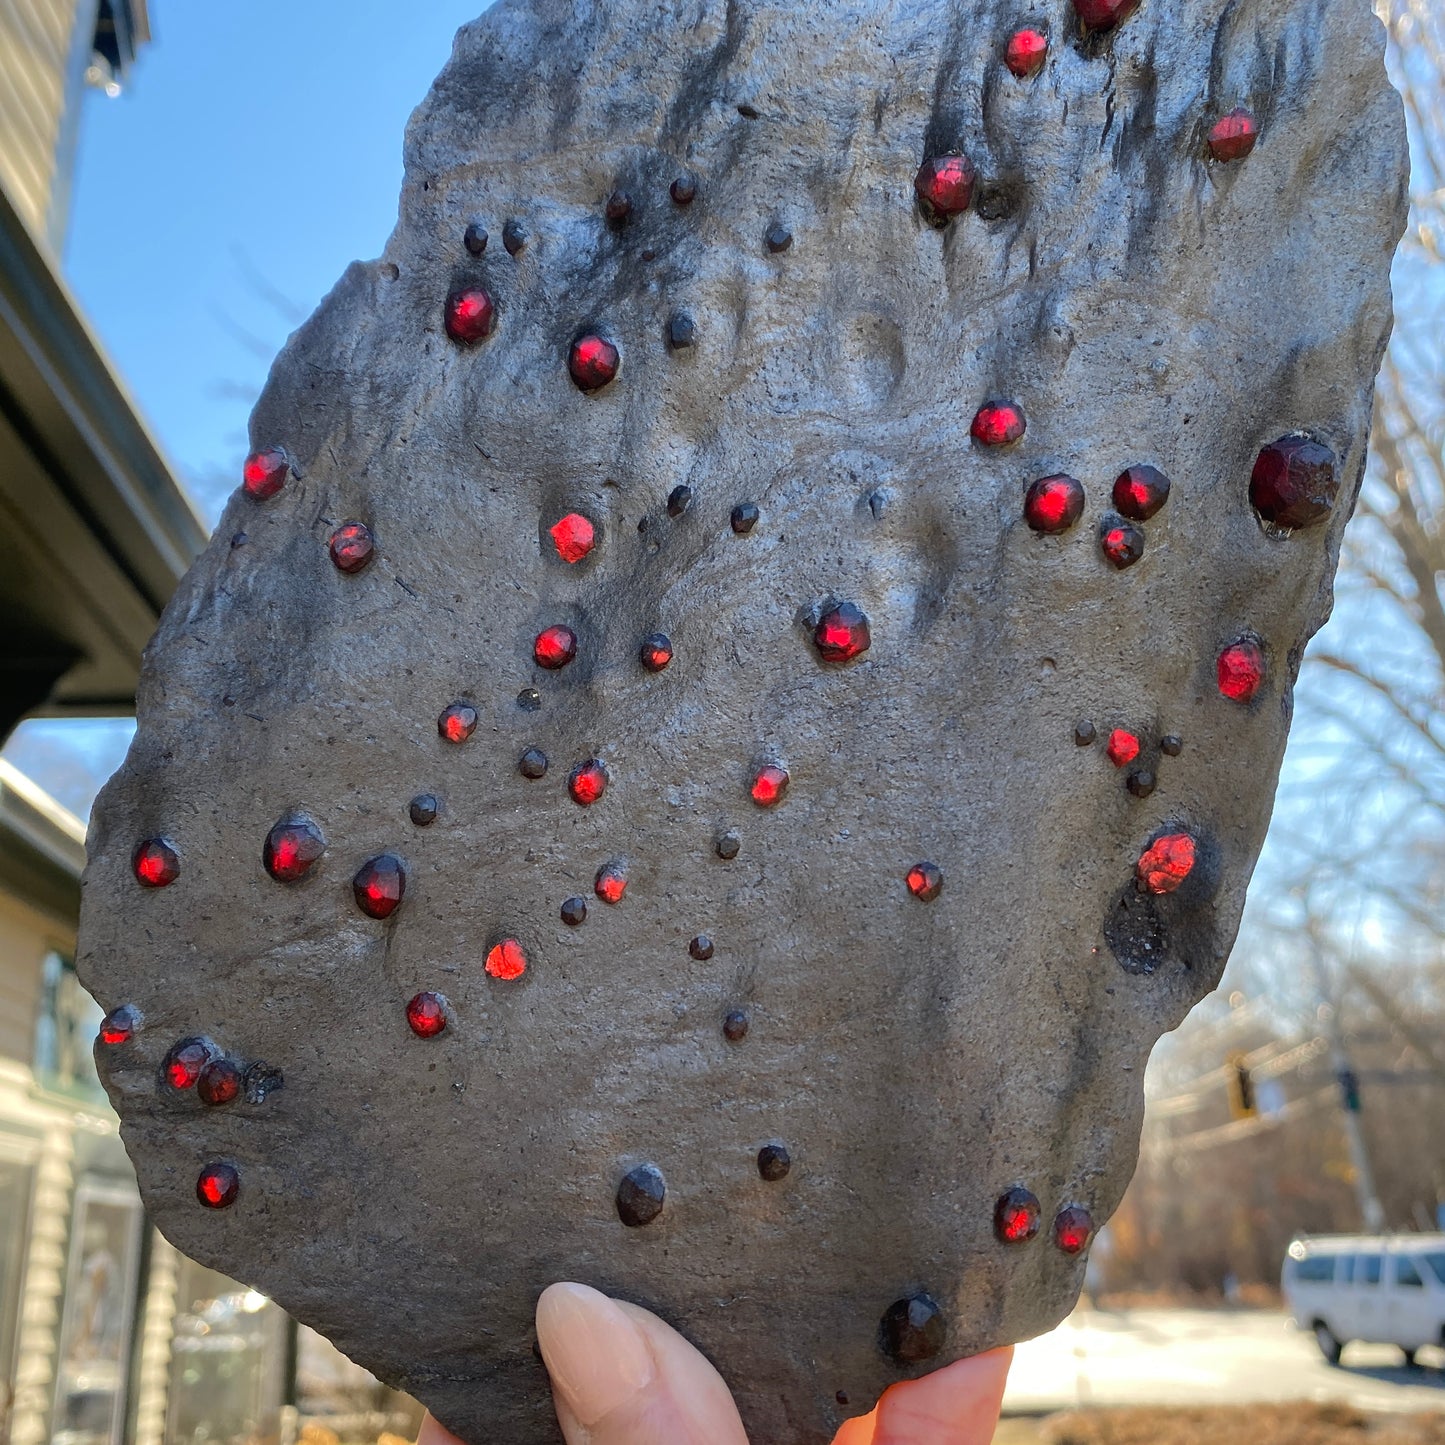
[
  {"x1": 867, "y1": 1347, "x2": 1013, "y2": 1445},
  {"x1": 415, "y1": 1412, "x2": 465, "y2": 1445},
  {"x1": 537, "y1": 1282, "x2": 749, "y2": 1445},
  {"x1": 833, "y1": 1411, "x2": 880, "y2": 1445}
]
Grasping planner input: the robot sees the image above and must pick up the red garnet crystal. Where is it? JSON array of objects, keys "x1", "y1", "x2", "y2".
[
  {"x1": 751, "y1": 764, "x2": 790, "y2": 807},
  {"x1": 485, "y1": 938, "x2": 528, "y2": 981},
  {"x1": 438, "y1": 702, "x2": 479, "y2": 743},
  {"x1": 907, "y1": 862, "x2": 943, "y2": 902},
  {"x1": 971, "y1": 402, "x2": 1026, "y2": 447},
  {"x1": 641, "y1": 633, "x2": 673, "y2": 672},
  {"x1": 534, "y1": 625, "x2": 578, "y2": 670},
  {"x1": 329, "y1": 521, "x2": 375, "y2": 573},
  {"x1": 1101, "y1": 517, "x2": 1145, "y2": 568},
  {"x1": 1072, "y1": 0, "x2": 1141, "y2": 30},
  {"x1": 550, "y1": 512, "x2": 596, "y2": 564},
  {"x1": 353, "y1": 854, "x2": 406, "y2": 919},
  {"x1": 197, "y1": 1162, "x2": 240, "y2": 1209},
  {"x1": 595, "y1": 862, "x2": 628, "y2": 904},
  {"x1": 1249, "y1": 436, "x2": 1339, "y2": 530},
  {"x1": 814, "y1": 602, "x2": 871, "y2": 663},
  {"x1": 133, "y1": 838, "x2": 180, "y2": 888},
  {"x1": 406, "y1": 991, "x2": 447, "y2": 1038},
  {"x1": 1217, "y1": 638, "x2": 1265, "y2": 703},
  {"x1": 1208, "y1": 107, "x2": 1259, "y2": 163},
  {"x1": 263, "y1": 815, "x2": 325, "y2": 881},
  {"x1": 242, "y1": 446, "x2": 291, "y2": 501},
  {"x1": 569, "y1": 759, "x2": 609, "y2": 806},
  {"x1": 1054, "y1": 1205, "x2": 1095, "y2": 1255},
  {"x1": 1137, "y1": 832, "x2": 1197, "y2": 894},
  {"x1": 197, "y1": 1058, "x2": 242, "y2": 1107},
  {"x1": 444, "y1": 288, "x2": 495, "y2": 345},
  {"x1": 164, "y1": 1039, "x2": 213, "y2": 1090},
  {"x1": 1005, "y1": 28, "x2": 1048, "y2": 77},
  {"x1": 995, "y1": 1187, "x2": 1042, "y2": 1244},
  {"x1": 1106, "y1": 729, "x2": 1140, "y2": 767},
  {"x1": 99, "y1": 1005, "x2": 140, "y2": 1045},
  {"x1": 569, "y1": 334, "x2": 620, "y2": 392},
  {"x1": 914, "y1": 154, "x2": 976, "y2": 221},
  {"x1": 1112, "y1": 465, "x2": 1171, "y2": 521},
  {"x1": 1024, "y1": 474, "x2": 1085, "y2": 534}
]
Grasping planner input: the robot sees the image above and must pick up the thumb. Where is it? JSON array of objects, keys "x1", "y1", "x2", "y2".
[{"x1": 536, "y1": 1282, "x2": 750, "y2": 1445}]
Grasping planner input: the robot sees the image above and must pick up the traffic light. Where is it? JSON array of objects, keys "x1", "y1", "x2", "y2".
[
  {"x1": 1338, "y1": 1068, "x2": 1361, "y2": 1114},
  {"x1": 1227, "y1": 1053, "x2": 1256, "y2": 1120}
]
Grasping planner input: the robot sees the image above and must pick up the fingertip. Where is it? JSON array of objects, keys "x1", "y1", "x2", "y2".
[
  {"x1": 869, "y1": 1347, "x2": 1013, "y2": 1445},
  {"x1": 414, "y1": 1412, "x2": 467, "y2": 1445}
]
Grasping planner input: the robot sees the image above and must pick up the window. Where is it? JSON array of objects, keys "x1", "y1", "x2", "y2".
[
  {"x1": 1356, "y1": 1254, "x2": 1382, "y2": 1286},
  {"x1": 1396, "y1": 1257, "x2": 1424, "y2": 1288},
  {"x1": 33, "y1": 953, "x2": 103, "y2": 1096},
  {"x1": 1292, "y1": 1255, "x2": 1336, "y2": 1283},
  {"x1": 1338, "y1": 1255, "x2": 1354, "y2": 1284},
  {"x1": 1424, "y1": 1254, "x2": 1445, "y2": 1286}
]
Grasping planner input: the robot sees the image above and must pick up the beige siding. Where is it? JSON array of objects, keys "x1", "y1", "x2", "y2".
[
  {"x1": 0, "y1": 889, "x2": 74, "y2": 1069},
  {"x1": 0, "y1": 0, "x2": 89, "y2": 245}
]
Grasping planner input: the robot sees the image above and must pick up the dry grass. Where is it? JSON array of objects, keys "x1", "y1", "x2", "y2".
[{"x1": 1031, "y1": 1403, "x2": 1445, "y2": 1445}]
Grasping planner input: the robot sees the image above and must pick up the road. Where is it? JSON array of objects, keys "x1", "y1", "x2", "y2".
[{"x1": 1003, "y1": 1307, "x2": 1445, "y2": 1415}]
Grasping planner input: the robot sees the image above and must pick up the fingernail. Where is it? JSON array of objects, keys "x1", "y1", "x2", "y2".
[{"x1": 536, "y1": 1283, "x2": 654, "y2": 1426}]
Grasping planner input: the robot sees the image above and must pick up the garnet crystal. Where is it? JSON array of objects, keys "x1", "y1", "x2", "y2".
[
  {"x1": 561, "y1": 896, "x2": 587, "y2": 926},
  {"x1": 242, "y1": 446, "x2": 291, "y2": 501},
  {"x1": 1249, "y1": 436, "x2": 1339, "y2": 530},
  {"x1": 1208, "y1": 108, "x2": 1259, "y2": 163},
  {"x1": 879, "y1": 1294, "x2": 945, "y2": 1364},
  {"x1": 1072, "y1": 0, "x2": 1140, "y2": 30},
  {"x1": 758, "y1": 1144, "x2": 792, "y2": 1181},
  {"x1": 667, "y1": 484, "x2": 693, "y2": 518},
  {"x1": 519, "y1": 747, "x2": 549, "y2": 779},
  {"x1": 409, "y1": 794, "x2": 439, "y2": 825},
  {"x1": 689, "y1": 935, "x2": 714, "y2": 961},
  {"x1": 1217, "y1": 638, "x2": 1265, "y2": 703},
  {"x1": 813, "y1": 602, "x2": 871, "y2": 663},
  {"x1": 263, "y1": 816, "x2": 325, "y2": 882},
  {"x1": 534, "y1": 625, "x2": 578, "y2": 670},
  {"x1": 444, "y1": 288, "x2": 495, "y2": 345},
  {"x1": 569, "y1": 759, "x2": 609, "y2": 806},
  {"x1": 1106, "y1": 729, "x2": 1140, "y2": 767},
  {"x1": 1005, "y1": 28, "x2": 1048, "y2": 77},
  {"x1": 731, "y1": 503, "x2": 760, "y2": 534},
  {"x1": 595, "y1": 862, "x2": 628, "y2": 905},
  {"x1": 463, "y1": 221, "x2": 488, "y2": 254},
  {"x1": 329, "y1": 522, "x2": 375, "y2": 573},
  {"x1": 1127, "y1": 769, "x2": 1157, "y2": 799},
  {"x1": 550, "y1": 513, "x2": 596, "y2": 563},
  {"x1": 914, "y1": 155, "x2": 975, "y2": 221},
  {"x1": 1137, "y1": 833, "x2": 1197, "y2": 894},
  {"x1": 604, "y1": 189, "x2": 632, "y2": 223},
  {"x1": 164, "y1": 1039, "x2": 213, "y2": 1090},
  {"x1": 723, "y1": 1009, "x2": 749, "y2": 1043},
  {"x1": 133, "y1": 838, "x2": 180, "y2": 888},
  {"x1": 353, "y1": 854, "x2": 406, "y2": 919},
  {"x1": 971, "y1": 402, "x2": 1026, "y2": 447},
  {"x1": 1054, "y1": 1205, "x2": 1095, "y2": 1255},
  {"x1": 616, "y1": 1164, "x2": 666, "y2": 1227},
  {"x1": 406, "y1": 991, "x2": 447, "y2": 1038},
  {"x1": 670, "y1": 171, "x2": 697, "y2": 204},
  {"x1": 198, "y1": 1058, "x2": 242, "y2": 1107},
  {"x1": 485, "y1": 938, "x2": 528, "y2": 981},
  {"x1": 1100, "y1": 517, "x2": 1145, "y2": 568},
  {"x1": 751, "y1": 764, "x2": 790, "y2": 807},
  {"x1": 994, "y1": 1187, "x2": 1042, "y2": 1244},
  {"x1": 99, "y1": 1005, "x2": 140, "y2": 1045},
  {"x1": 568, "y1": 335, "x2": 620, "y2": 392},
  {"x1": 641, "y1": 633, "x2": 673, "y2": 672},
  {"x1": 197, "y1": 1162, "x2": 240, "y2": 1209},
  {"x1": 1112, "y1": 465, "x2": 1171, "y2": 521},
  {"x1": 907, "y1": 862, "x2": 943, "y2": 902},
  {"x1": 1024, "y1": 474, "x2": 1085, "y2": 534}
]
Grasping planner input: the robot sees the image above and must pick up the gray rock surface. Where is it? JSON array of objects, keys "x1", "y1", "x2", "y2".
[{"x1": 78, "y1": 0, "x2": 1407, "y2": 1438}]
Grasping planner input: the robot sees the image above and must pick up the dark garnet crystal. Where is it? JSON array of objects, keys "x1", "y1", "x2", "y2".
[
  {"x1": 971, "y1": 402, "x2": 1025, "y2": 447},
  {"x1": 907, "y1": 862, "x2": 943, "y2": 902},
  {"x1": 667, "y1": 311, "x2": 696, "y2": 349},
  {"x1": 1208, "y1": 107, "x2": 1259, "y2": 163},
  {"x1": 1055, "y1": 1205, "x2": 1095, "y2": 1255},
  {"x1": 164, "y1": 1039, "x2": 213, "y2": 1090},
  {"x1": 444, "y1": 288, "x2": 495, "y2": 345},
  {"x1": 616, "y1": 1164, "x2": 666, "y2": 1227},
  {"x1": 914, "y1": 155, "x2": 975, "y2": 221},
  {"x1": 569, "y1": 335, "x2": 620, "y2": 392},
  {"x1": 329, "y1": 521, "x2": 375, "y2": 573},
  {"x1": 1024, "y1": 474, "x2": 1085, "y2": 534},
  {"x1": 463, "y1": 221, "x2": 488, "y2": 254},
  {"x1": 995, "y1": 1187, "x2": 1042, "y2": 1244},
  {"x1": 197, "y1": 1162, "x2": 240, "y2": 1209},
  {"x1": 1127, "y1": 769, "x2": 1157, "y2": 799},
  {"x1": 517, "y1": 688, "x2": 541, "y2": 711},
  {"x1": 502, "y1": 219, "x2": 527, "y2": 254},
  {"x1": 242, "y1": 446, "x2": 291, "y2": 501},
  {"x1": 716, "y1": 830, "x2": 741, "y2": 860},
  {"x1": 519, "y1": 747, "x2": 549, "y2": 779},
  {"x1": 731, "y1": 502, "x2": 759, "y2": 534},
  {"x1": 758, "y1": 1143, "x2": 792, "y2": 1181},
  {"x1": 439, "y1": 702, "x2": 479, "y2": 743},
  {"x1": 534, "y1": 625, "x2": 578, "y2": 670},
  {"x1": 751, "y1": 764, "x2": 789, "y2": 807},
  {"x1": 406, "y1": 991, "x2": 447, "y2": 1038},
  {"x1": 353, "y1": 854, "x2": 406, "y2": 919},
  {"x1": 1112, "y1": 465, "x2": 1171, "y2": 521},
  {"x1": 1218, "y1": 638, "x2": 1265, "y2": 703},
  {"x1": 1005, "y1": 28, "x2": 1048, "y2": 77},
  {"x1": 667, "y1": 484, "x2": 693, "y2": 518},
  {"x1": 99, "y1": 1004, "x2": 140, "y2": 1045},
  {"x1": 409, "y1": 794, "x2": 439, "y2": 826},
  {"x1": 689, "y1": 935, "x2": 714, "y2": 961},
  {"x1": 1072, "y1": 0, "x2": 1140, "y2": 30},
  {"x1": 1074, "y1": 720, "x2": 1097, "y2": 747},
  {"x1": 1100, "y1": 517, "x2": 1145, "y2": 568},
  {"x1": 813, "y1": 602, "x2": 871, "y2": 663},
  {"x1": 197, "y1": 1058, "x2": 242, "y2": 1107},
  {"x1": 879, "y1": 1294, "x2": 945, "y2": 1364},
  {"x1": 263, "y1": 815, "x2": 325, "y2": 882},
  {"x1": 765, "y1": 224, "x2": 793, "y2": 253},
  {"x1": 1250, "y1": 436, "x2": 1338, "y2": 529},
  {"x1": 670, "y1": 172, "x2": 698, "y2": 204},
  {"x1": 723, "y1": 1009, "x2": 749, "y2": 1042},
  {"x1": 595, "y1": 862, "x2": 627, "y2": 905},
  {"x1": 570, "y1": 759, "x2": 609, "y2": 806},
  {"x1": 1161, "y1": 735, "x2": 1183, "y2": 756},
  {"x1": 605, "y1": 189, "x2": 632, "y2": 222},
  {"x1": 561, "y1": 896, "x2": 588, "y2": 927},
  {"x1": 133, "y1": 838, "x2": 180, "y2": 888},
  {"x1": 641, "y1": 634, "x2": 673, "y2": 672}
]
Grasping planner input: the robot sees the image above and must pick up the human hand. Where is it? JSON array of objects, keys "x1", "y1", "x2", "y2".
[{"x1": 416, "y1": 1281, "x2": 1012, "y2": 1445}]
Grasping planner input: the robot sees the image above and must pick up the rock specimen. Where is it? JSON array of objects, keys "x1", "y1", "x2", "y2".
[{"x1": 78, "y1": 0, "x2": 1407, "y2": 1439}]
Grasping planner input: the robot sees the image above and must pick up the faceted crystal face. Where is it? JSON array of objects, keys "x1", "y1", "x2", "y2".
[
  {"x1": 197, "y1": 1162, "x2": 240, "y2": 1209},
  {"x1": 813, "y1": 603, "x2": 871, "y2": 663},
  {"x1": 569, "y1": 760, "x2": 609, "y2": 806},
  {"x1": 99, "y1": 1004, "x2": 140, "y2": 1045},
  {"x1": 438, "y1": 703, "x2": 479, "y2": 743},
  {"x1": 595, "y1": 863, "x2": 628, "y2": 904},
  {"x1": 640, "y1": 633, "x2": 674, "y2": 672},
  {"x1": 730, "y1": 503, "x2": 760, "y2": 534},
  {"x1": 262, "y1": 816, "x2": 326, "y2": 882},
  {"x1": 616, "y1": 1164, "x2": 666, "y2": 1226},
  {"x1": 444, "y1": 288, "x2": 495, "y2": 345},
  {"x1": 568, "y1": 335, "x2": 620, "y2": 391},
  {"x1": 1105, "y1": 730, "x2": 1140, "y2": 767},
  {"x1": 1053, "y1": 1205, "x2": 1095, "y2": 1255},
  {"x1": 750, "y1": 764, "x2": 790, "y2": 807},
  {"x1": 1208, "y1": 108, "x2": 1259, "y2": 163},
  {"x1": 485, "y1": 938, "x2": 528, "y2": 980},
  {"x1": 1005, "y1": 28, "x2": 1047, "y2": 77},
  {"x1": 329, "y1": 522, "x2": 375, "y2": 573},
  {"x1": 906, "y1": 862, "x2": 943, "y2": 902},
  {"x1": 970, "y1": 402, "x2": 1025, "y2": 447},
  {"x1": 1249, "y1": 436, "x2": 1339, "y2": 529},
  {"x1": 353, "y1": 855, "x2": 406, "y2": 919},
  {"x1": 994, "y1": 1188, "x2": 1042, "y2": 1244},
  {"x1": 409, "y1": 794, "x2": 439, "y2": 826},
  {"x1": 1217, "y1": 638, "x2": 1265, "y2": 703},
  {"x1": 1100, "y1": 518, "x2": 1145, "y2": 568},
  {"x1": 164, "y1": 1039, "x2": 213, "y2": 1090},
  {"x1": 133, "y1": 838, "x2": 180, "y2": 888},
  {"x1": 198, "y1": 1058, "x2": 242, "y2": 1107},
  {"x1": 549, "y1": 513, "x2": 596, "y2": 563},
  {"x1": 560, "y1": 896, "x2": 588, "y2": 926},
  {"x1": 1024, "y1": 475, "x2": 1085, "y2": 534},
  {"x1": 1111, "y1": 466, "x2": 1170, "y2": 521},
  {"x1": 518, "y1": 747, "x2": 549, "y2": 779},
  {"x1": 406, "y1": 991, "x2": 447, "y2": 1038},
  {"x1": 1137, "y1": 833, "x2": 1197, "y2": 894},
  {"x1": 242, "y1": 447, "x2": 291, "y2": 501},
  {"x1": 723, "y1": 1010, "x2": 749, "y2": 1043},
  {"x1": 878, "y1": 1295, "x2": 944, "y2": 1364},
  {"x1": 667, "y1": 484, "x2": 694, "y2": 518},
  {"x1": 534, "y1": 625, "x2": 578, "y2": 669},
  {"x1": 1072, "y1": 0, "x2": 1140, "y2": 29},
  {"x1": 688, "y1": 934, "x2": 714, "y2": 960},
  {"x1": 757, "y1": 1144, "x2": 791, "y2": 1181},
  {"x1": 913, "y1": 155, "x2": 975, "y2": 219}
]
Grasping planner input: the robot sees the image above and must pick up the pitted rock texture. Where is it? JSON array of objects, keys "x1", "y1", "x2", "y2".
[{"x1": 79, "y1": 0, "x2": 1406, "y2": 1439}]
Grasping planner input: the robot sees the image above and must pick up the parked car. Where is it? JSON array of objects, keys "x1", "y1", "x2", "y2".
[{"x1": 1281, "y1": 1234, "x2": 1445, "y2": 1365}]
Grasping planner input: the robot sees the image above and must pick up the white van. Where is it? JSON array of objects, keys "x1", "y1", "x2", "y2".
[{"x1": 1281, "y1": 1234, "x2": 1445, "y2": 1365}]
